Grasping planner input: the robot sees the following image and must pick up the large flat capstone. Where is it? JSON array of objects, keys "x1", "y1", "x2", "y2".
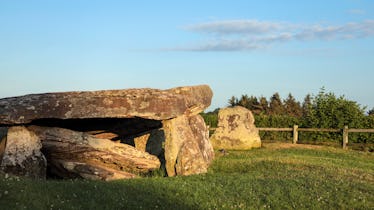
[{"x1": 0, "y1": 85, "x2": 213, "y2": 124}]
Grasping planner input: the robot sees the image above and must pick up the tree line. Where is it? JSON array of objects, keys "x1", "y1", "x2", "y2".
[
  {"x1": 202, "y1": 88, "x2": 374, "y2": 146},
  {"x1": 228, "y1": 92, "x2": 305, "y2": 117}
]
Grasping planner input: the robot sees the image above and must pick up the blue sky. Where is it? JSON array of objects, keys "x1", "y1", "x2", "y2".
[{"x1": 1, "y1": 0, "x2": 374, "y2": 111}]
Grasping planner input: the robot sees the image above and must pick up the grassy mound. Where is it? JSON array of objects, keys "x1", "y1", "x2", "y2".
[{"x1": 0, "y1": 143, "x2": 373, "y2": 209}]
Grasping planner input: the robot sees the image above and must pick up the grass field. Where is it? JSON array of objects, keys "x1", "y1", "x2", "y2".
[{"x1": 0, "y1": 143, "x2": 373, "y2": 209}]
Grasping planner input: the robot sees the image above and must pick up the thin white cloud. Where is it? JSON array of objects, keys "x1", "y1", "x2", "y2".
[
  {"x1": 176, "y1": 19, "x2": 374, "y2": 51},
  {"x1": 347, "y1": 9, "x2": 366, "y2": 15},
  {"x1": 185, "y1": 20, "x2": 286, "y2": 35},
  {"x1": 179, "y1": 39, "x2": 264, "y2": 52}
]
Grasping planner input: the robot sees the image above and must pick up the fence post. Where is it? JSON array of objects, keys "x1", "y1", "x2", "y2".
[
  {"x1": 293, "y1": 125, "x2": 298, "y2": 144},
  {"x1": 343, "y1": 125, "x2": 349, "y2": 149}
]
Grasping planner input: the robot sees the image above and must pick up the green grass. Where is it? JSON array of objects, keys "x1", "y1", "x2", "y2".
[{"x1": 0, "y1": 143, "x2": 373, "y2": 209}]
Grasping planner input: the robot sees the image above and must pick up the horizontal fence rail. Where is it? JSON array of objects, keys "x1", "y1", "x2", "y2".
[
  {"x1": 209, "y1": 125, "x2": 374, "y2": 149},
  {"x1": 348, "y1": 129, "x2": 374, "y2": 133},
  {"x1": 258, "y1": 128, "x2": 293, "y2": 132},
  {"x1": 297, "y1": 128, "x2": 340, "y2": 132}
]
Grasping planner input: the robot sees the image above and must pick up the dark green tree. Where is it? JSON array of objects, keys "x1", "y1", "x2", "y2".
[
  {"x1": 259, "y1": 96, "x2": 269, "y2": 114},
  {"x1": 368, "y1": 108, "x2": 374, "y2": 116},
  {"x1": 302, "y1": 94, "x2": 312, "y2": 118},
  {"x1": 228, "y1": 96, "x2": 238, "y2": 107},
  {"x1": 247, "y1": 96, "x2": 263, "y2": 114},
  {"x1": 238, "y1": 94, "x2": 250, "y2": 108},
  {"x1": 269, "y1": 92, "x2": 285, "y2": 115},
  {"x1": 304, "y1": 88, "x2": 366, "y2": 129},
  {"x1": 200, "y1": 109, "x2": 219, "y2": 128},
  {"x1": 227, "y1": 95, "x2": 263, "y2": 113},
  {"x1": 284, "y1": 93, "x2": 302, "y2": 118}
]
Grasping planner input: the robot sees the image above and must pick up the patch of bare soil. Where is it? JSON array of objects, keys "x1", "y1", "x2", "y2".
[{"x1": 262, "y1": 142, "x2": 327, "y2": 150}]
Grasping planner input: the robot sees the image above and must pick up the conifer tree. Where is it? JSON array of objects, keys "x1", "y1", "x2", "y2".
[
  {"x1": 284, "y1": 93, "x2": 302, "y2": 117},
  {"x1": 368, "y1": 108, "x2": 374, "y2": 116},
  {"x1": 228, "y1": 96, "x2": 238, "y2": 107},
  {"x1": 269, "y1": 92, "x2": 285, "y2": 115},
  {"x1": 259, "y1": 96, "x2": 269, "y2": 114},
  {"x1": 238, "y1": 94, "x2": 250, "y2": 108},
  {"x1": 302, "y1": 94, "x2": 312, "y2": 117}
]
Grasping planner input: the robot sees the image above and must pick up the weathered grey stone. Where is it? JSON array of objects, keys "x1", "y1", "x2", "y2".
[
  {"x1": 163, "y1": 115, "x2": 214, "y2": 176},
  {"x1": 28, "y1": 126, "x2": 160, "y2": 180},
  {"x1": 210, "y1": 106, "x2": 261, "y2": 150},
  {"x1": 0, "y1": 85, "x2": 213, "y2": 124},
  {"x1": 188, "y1": 115, "x2": 215, "y2": 164},
  {"x1": 0, "y1": 126, "x2": 46, "y2": 179},
  {"x1": 49, "y1": 160, "x2": 137, "y2": 181},
  {"x1": 163, "y1": 116, "x2": 187, "y2": 177}
]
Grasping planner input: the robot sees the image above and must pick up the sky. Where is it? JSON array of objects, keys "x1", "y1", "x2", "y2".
[{"x1": 1, "y1": 0, "x2": 374, "y2": 111}]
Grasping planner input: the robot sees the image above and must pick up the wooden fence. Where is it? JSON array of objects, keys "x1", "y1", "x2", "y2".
[{"x1": 210, "y1": 125, "x2": 374, "y2": 149}]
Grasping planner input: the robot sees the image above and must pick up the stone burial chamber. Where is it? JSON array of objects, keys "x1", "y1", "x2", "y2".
[{"x1": 0, "y1": 85, "x2": 215, "y2": 180}]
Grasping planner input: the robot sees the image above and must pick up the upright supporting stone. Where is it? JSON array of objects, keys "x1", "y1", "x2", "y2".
[
  {"x1": 176, "y1": 115, "x2": 214, "y2": 176},
  {"x1": 187, "y1": 115, "x2": 214, "y2": 165},
  {"x1": 0, "y1": 126, "x2": 46, "y2": 179},
  {"x1": 163, "y1": 116, "x2": 187, "y2": 177},
  {"x1": 293, "y1": 125, "x2": 298, "y2": 144},
  {"x1": 343, "y1": 125, "x2": 349, "y2": 149},
  {"x1": 163, "y1": 115, "x2": 214, "y2": 177}
]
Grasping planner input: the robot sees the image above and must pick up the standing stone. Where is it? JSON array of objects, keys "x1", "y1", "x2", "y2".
[
  {"x1": 0, "y1": 126, "x2": 46, "y2": 179},
  {"x1": 210, "y1": 106, "x2": 261, "y2": 150},
  {"x1": 163, "y1": 115, "x2": 214, "y2": 176}
]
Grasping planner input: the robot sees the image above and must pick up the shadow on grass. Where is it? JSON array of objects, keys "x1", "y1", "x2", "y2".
[{"x1": 0, "y1": 177, "x2": 198, "y2": 210}]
